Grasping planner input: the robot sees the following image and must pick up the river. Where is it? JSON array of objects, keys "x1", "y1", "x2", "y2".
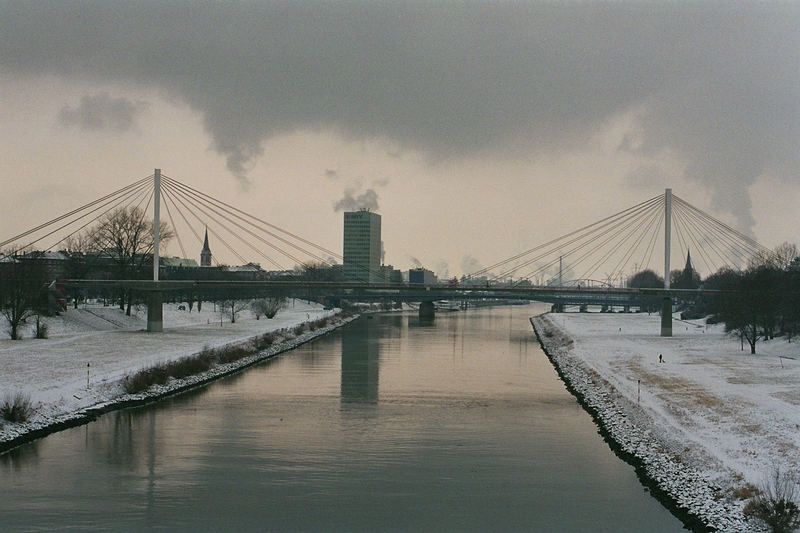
[{"x1": 0, "y1": 304, "x2": 687, "y2": 531}]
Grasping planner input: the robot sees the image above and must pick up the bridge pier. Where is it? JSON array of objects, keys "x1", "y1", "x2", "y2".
[
  {"x1": 147, "y1": 291, "x2": 163, "y2": 332},
  {"x1": 660, "y1": 296, "x2": 672, "y2": 337},
  {"x1": 419, "y1": 301, "x2": 435, "y2": 321}
]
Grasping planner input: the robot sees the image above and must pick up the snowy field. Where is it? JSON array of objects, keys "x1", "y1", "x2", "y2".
[
  {"x1": 533, "y1": 311, "x2": 800, "y2": 531},
  {"x1": 0, "y1": 300, "x2": 337, "y2": 445}
]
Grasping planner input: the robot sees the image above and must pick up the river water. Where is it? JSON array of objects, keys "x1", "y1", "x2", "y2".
[{"x1": 1, "y1": 305, "x2": 686, "y2": 532}]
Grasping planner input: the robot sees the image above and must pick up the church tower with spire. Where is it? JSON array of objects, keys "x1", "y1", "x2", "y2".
[{"x1": 200, "y1": 228, "x2": 212, "y2": 267}]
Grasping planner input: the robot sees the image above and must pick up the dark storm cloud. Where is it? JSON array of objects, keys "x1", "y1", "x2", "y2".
[
  {"x1": 59, "y1": 94, "x2": 147, "y2": 132},
  {"x1": 1, "y1": 2, "x2": 797, "y2": 229}
]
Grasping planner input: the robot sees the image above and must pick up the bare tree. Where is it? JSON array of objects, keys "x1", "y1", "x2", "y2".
[
  {"x1": 0, "y1": 259, "x2": 46, "y2": 339},
  {"x1": 219, "y1": 299, "x2": 249, "y2": 323},
  {"x1": 84, "y1": 206, "x2": 173, "y2": 315},
  {"x1": 750, "y1": 242, "x2": 799, "y2": 271},
  {"x1": 251, "y1": 297, "x2": 285, "y2": 319}
]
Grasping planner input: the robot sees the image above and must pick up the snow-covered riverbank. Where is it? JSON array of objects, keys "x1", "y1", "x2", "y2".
[
  {"x1": 531, "y1": 312, "x2": 800, "y2": 532},
  {"x1": 0, "y1": 301, "x2": 350, "y2": 450}
]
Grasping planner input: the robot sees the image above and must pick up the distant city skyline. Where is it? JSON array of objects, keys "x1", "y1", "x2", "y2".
[{"x1": 1, "y1": 2, "x2": 797, "y2": 277}]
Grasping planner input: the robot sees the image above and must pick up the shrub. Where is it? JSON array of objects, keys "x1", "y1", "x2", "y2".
[
  {"x1": 215, "y1": 345, "x2": 250, "y2": 365},
  {"x1": 165, "y1": 355, "x2": 213, "y2": 379},
  {"x1": 744, "y1": 469, "x2": 800, "y2": 533},
  {"x1": 1, "y1": 392, "x2": 34, "y2": 422},
  {"x1": 122, "y1": 316, "x2": 339, "y2": 394},
  {"x1": 254, "y1": 332, "x2": 276, "y2": 351}
]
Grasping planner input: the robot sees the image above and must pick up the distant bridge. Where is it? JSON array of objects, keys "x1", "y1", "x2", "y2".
[
  {"x1": 62, "y1": 278, "x2": 724, "y2": 327},
  {"x1": 4, "y1": 169, "x2": 766, "y2": 335}
]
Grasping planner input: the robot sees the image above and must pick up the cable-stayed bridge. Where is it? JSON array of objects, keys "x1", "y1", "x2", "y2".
[{"x1": 0, "y1": 170, "x2": 767, "y2": 335}]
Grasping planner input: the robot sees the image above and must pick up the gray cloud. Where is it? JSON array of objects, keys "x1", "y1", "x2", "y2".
[
  {"x1": 2, "y1": 2, "x2": 798, "y2": 229},
  {"x1": 59, "y1": 93, "x2": 147, "y2": 132},
  {"x1": 325, "y1": 169, "x2": 338, "y2": 180},
  {"x1": 333, "y1": 188, "x2": 379, "y2": 212}
]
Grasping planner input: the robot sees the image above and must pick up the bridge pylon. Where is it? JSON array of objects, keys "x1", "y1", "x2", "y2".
[
  {"x1": 661, "y1": 188, "x2": 673, "y2": 337},
  {"x1": 419, "y1": 301, "x2": 435, "y2": 321},
  {"x1": 147, "y1": 290, "x2": 163, "y2": 332}
]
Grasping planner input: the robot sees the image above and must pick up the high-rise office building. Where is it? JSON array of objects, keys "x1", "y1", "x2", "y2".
[{"x1": 343, "y1": 210, "x2": 381, "y2": 283}]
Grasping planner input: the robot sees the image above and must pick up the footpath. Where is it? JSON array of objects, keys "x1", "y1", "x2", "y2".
[
  {"x1": 0, "y1": 301, "x2": 347, "y2": 450},
  {"x1": 532, "y1": 312, "x2": 800, "y2": 533}
]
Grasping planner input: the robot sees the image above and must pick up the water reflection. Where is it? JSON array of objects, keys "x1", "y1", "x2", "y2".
[
  {"x1": 0, "y1": 306, "x2": 688, "y2": 532},
  {"x1": 341, "y1": 317, "x2": 380, "y2": 403},
  {"x1": 0, "y1": 439, "x2": 39, "y2": 471}
]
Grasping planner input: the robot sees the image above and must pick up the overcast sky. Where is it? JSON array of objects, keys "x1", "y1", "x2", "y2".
[{"x1": 1, "y1": 1, "x2": 798, "y2": 278}]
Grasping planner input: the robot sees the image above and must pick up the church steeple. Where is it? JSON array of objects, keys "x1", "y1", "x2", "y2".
[
  {"x1": 200, "y1": 227, "x2": 212, "y2": 267},
  {"x1": 684, "y1": 249, "x2": 693, "y2": 272}
]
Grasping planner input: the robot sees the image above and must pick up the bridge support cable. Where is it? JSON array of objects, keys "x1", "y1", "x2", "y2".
[
  {"x1": 44, "y1": 181, "x2": 153, "y2": 253},
  {"x1": 675, "y1": 202, "x2": 738, "y2": 268},
  {"x1": 671, "y1": 203, "x2": 720, "y2": 275},
  {"x1": 672, "y1": 196, "x2": 766, "y2": 269},
  {"x1": 162, "y1": 177, "x2": 328, "y2": 266},
  {"x1": 2, "y1": 178, "x2": 153, "y2": 255},
  {"x1": 467, "y1": 193, "x2": 664, "y2": 280},
  {"x1": 508, "y1": 199, "x2": 660, "y2": 284},
  {"x1": 498, "y1": 195, "x2": 663, "y2": 284},
  {"x1": 160, "y1": 186, "x2": 188, "y2": 260},
  {"x1": 159, "y1": 186, "x2": 222, "y2": 267},
  {"x1": 526, "y1": 197, "x2": 661, "y2": 284},
  {"x1": 0, "y1": 176, "x2": 152, "y2": 250},
  {"x1": 639, "y1": 213, "x2": 663, "y2": 275},
  {"x1": 673, "y1": 195, "x2": 766, "y2": 255},
  {"x1": 673, "y1": 202, "x2": 742, "y2": 269},
  {"x1": 158, "y1": 181, "x2": 262, "y2": 268},
  {"x1": 496, "y1": 196, "x2": 661, "y2": 281},
  {"x1": 672, "y1": 201, "x2": 757, "y2": 270},
  {"x1": 472, "y1": 190, "x2": 773, "y2": 294},
  {"x1": 162, "y1": 176, "x2": 339, "y2": 263},
  {"x1": 163, "y1": 176, "x2": 385, "y2": 282},
  {"x1": 0, "y1": 176, "x2": 152, "y2": 253},
  {"x1": 39, "y1": 182, "x2": 152, "y2": 254},
  {"x1": 587, "y1": 200, "x2": 664, "y2": 282},
  {"x1": 161, "y1": 181, "x2": 292, "y2": 268},
  {"x1": 160, "y1": 174, "x2": 388, "y2": 281},
  {"x1": 161, "y1": 180, "x2": 324, "y2": 269}
]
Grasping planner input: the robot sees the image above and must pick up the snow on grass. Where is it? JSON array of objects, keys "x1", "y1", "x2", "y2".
[
  {"x1": 533, "y1": 311, "x2": 800, "y2": 532},
  {"x1": 0, "y1": 300, "x2": 340, "y2": 446}
]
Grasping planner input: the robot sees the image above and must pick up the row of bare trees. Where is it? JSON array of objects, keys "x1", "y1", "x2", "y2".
[{"x1": 694, "y1": 243, "x2": 799, "y2": 354}]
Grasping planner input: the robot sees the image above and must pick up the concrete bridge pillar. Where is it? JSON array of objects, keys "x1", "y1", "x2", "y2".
[
  {"x1": 419, "y1": 301, "x2": 435, "y2": 321},
  {"x1": 660, "y1": 296, "x2": 672, "y2": 337},
  {"x1": 147, "y1": 291, "x2": 163, "y2": 332}
]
